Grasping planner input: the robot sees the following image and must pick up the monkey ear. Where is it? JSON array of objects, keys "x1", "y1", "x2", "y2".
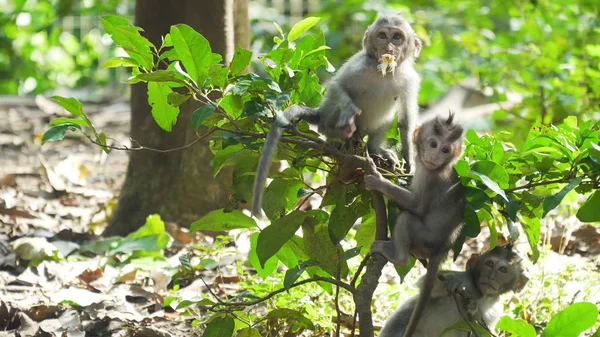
[
  {"x1": 412, "y1": 127, "x2": 420, "y2": 144},
  {"x1": 413, "y1": 34, "x2": 422, "y2": 58},
  {"x1": 514, "y1": 274, "x2": 529, "y2": 293},
  {"x1": 466, "y1": 254, "x2": 479, "y2": 269}
]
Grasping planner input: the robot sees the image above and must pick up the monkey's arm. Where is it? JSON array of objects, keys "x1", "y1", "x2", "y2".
[
  {"x1": 398, "y1": 71, "x2": 419, "y2": 172},
  {"x1": 364, "y1": 174, "x2": 417, "y2": 212},
  {"x1": 320, "y1": 80, "x2": 361, "y2": 138}
]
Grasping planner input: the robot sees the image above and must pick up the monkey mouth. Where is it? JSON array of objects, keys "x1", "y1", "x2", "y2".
[
  {"x1": 422, "y1": 160, "x2": 437, "y2": 170},
  {"x1": 479, "y1": 281, "x2": 498, "y2": 291}
]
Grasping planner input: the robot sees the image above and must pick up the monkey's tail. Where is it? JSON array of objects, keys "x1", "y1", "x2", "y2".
[
  {"x1": 403, "y1": 254, "x2": 442, "y2": 337},
  {"x1": 252, "y1": 106, "x2": 319, "y2": 216},
  {"x1": 252, "y1": 123, "x2": 283, "y2": 216}
]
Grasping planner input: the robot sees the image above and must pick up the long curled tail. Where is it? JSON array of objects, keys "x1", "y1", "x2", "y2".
[
  {"x1": 251, "y1": 105, "x2": 319, "y2": 216},
  {"x1": 403, "y1": 254, "x2": 442, "y2": 337}
]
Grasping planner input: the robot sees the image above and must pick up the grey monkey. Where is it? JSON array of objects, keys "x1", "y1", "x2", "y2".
[
  {"x1": 252, "y1": 14, "x2": 422, "y2": 215},
  {"x1": 378, "y1": 244, "x2": 529, "y2": 337},
  {"x1": 365, "y1": 113, "x2": 466, "y2": 337}
]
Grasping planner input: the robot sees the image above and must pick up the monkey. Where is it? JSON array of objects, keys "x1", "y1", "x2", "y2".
[
  {"x1": 252, "y1": 14, "x2": 422, "y2": 216},
  {"x1": 378, "y1": 244, "x2": 529, "y2": 337},
  {"x1": 364, "y1": 112, "x2": 465, "y2": 337}
]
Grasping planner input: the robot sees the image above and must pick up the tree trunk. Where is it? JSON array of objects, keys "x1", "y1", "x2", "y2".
[{"x1": 104, "y1": 0, "x2": 248, "y2": 236}]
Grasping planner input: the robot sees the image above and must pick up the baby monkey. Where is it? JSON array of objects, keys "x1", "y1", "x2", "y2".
[
  {"x1": 378, "y1": 244, "x2": 529, "y2": 337},
  {"x1": 364, "y1": 112, "x2": 465, "y2": 337},
  {"x1": 252, "y1": 14, "x2": 422, "y2": 216}
]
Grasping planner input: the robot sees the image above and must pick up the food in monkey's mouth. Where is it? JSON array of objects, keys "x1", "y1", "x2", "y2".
[{"x1": 377, "y1": 54, "x2": 397, "y2": 77}]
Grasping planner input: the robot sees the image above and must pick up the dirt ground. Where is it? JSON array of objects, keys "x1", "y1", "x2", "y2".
[{"x1": 1, "y1": 96, "x2": 599, "y2": 337}]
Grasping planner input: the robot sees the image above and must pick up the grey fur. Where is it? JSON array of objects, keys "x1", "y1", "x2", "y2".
[
  {"x1": 252, "y1": 14, "x2": 421, "y2": 216},
  {"x1": 365, "y1": 114, "x2": 466, "y2": 337},
  {"x1": 379, "y1": 246, "x2": 528, "y2": 337}
]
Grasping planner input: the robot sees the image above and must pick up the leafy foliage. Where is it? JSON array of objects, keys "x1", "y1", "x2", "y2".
[
  {"x1": 41, "y1": 12, "x2": 600, "y2": 337},
  {"x1": 0, "y1": 0, "x2": 127, "y2": 94}
]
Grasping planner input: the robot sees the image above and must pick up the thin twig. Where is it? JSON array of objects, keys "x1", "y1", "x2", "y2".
[
  {"x1": 209, "y1": 276, "x2": 354, "y2": 309},
  {"x1": 350, "y1": 254, "x2": 371, "y2": 288},
  {"x1": 199, "y1": 275, "x2": 226, "y2": 305},
  {"x1": 90, "y1": 127, "x2": 217, "y2": 153},
  {"x1": 451, "y1": 293, "x2": 481, "y2": 337}
]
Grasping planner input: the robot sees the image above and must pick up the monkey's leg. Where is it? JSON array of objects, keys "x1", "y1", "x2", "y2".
[
  {"x1": 367, "y1": 125, "x2": 399, "y2": 169},
  {"x1": 398, "y1": 107, "x2": 415, "y2": 173},
  {"x1": 370, "y1": 212, "x2": 413, "y2": 266}
]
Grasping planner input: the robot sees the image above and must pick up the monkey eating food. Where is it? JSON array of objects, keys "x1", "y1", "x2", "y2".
[
  {"x1": 364, "y1": 112, "x2": 466, "y2": 337},
  {"x1": 252, "y1": 14, "x2": 422, "y2": 216},
  {"x1": 378, "y1": 244, "x2": 529, "y2": 337}
]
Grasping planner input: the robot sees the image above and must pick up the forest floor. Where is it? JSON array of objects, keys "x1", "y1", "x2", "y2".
[{"x1": 1, "y1": 96, "x2": 599, "y2": 337}]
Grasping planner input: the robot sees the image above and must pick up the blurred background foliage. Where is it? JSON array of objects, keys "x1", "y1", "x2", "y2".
[{"x1": 2, "y1": 0, "x2": 598, "y2": 139}]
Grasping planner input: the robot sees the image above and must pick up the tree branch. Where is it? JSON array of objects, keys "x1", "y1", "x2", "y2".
[{"x1": 208, "y1": 276, "x2": 354, "y2": 309}]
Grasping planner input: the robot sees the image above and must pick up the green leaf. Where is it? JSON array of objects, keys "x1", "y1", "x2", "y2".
[
  {"x1": 463, "y1": 207, "x2": 481, "y2": 237},
  {"x1": 470, "y1": 170, "x2": 508, "y2": 201},
  {"x1": 191, "y1": 209, "x2": 257, "y2": 232},
  {"x1": 395, "y1": 256, "x2": 417, "y2": 283},
  {"x1": 283, "y1": 260, "x2": 318, "y2": 289},
  {"x1": 257, "y1": 211, "x2": 307, "y2": 268},
  {"x1": 341, "y1": 246, "x2": 362, "y2": 261},
  {"x1": 101, "y1": 56, "x2": 139, "y2": 69},
  {"x1": 328, "y1": 197, "x2": 369, "y2": 244},
  {"x1": 287, "y1": 17, "x2": 320, "y2": 42},
  {"x1": 520, "y1": 215, "x2": 540, "y2": 262},
  {"x1": 302, "y1": 220, "x2": 348, "y2": 278},
  {"x1": 48, "y1": 117, "x2": 87, "y2": 127},
  {"x1": 51, "y1": 96, "x2": 83, "y2": 117},
  {"x1": 542, "y1": 302, "x2": 599, "y2": 337},
  {"x1": 441, "y1": 321, "x2": 491, "y2": 337},
  {"x1": 229, "y1": 45, "x2": 252, "y2": 76},
  {"x1": 236, "y1": 328, "x2": 261, "y2": 337},
  {"x1": 202, "y1": 315, "x2": 234, "y2": 337},
  {"x1": 248, "y1": 232, "x2": 277, "y2": 279},
  {"x1": 577, "y1": 191, "x2": 600, "y2": 222},
  {"x1": 167, "y1": 92, "x2": 191, "y2": 107},
  {"x1": 170, "y1": 24, "x2": 213, "y2": 84},
  {"x1": 97, "y1": 131, "x2": 109, "y2": 154},
  {"x1": 542, "y1": 177, "x2": 582, "y2": 217},
  {"x1": 101, "y1": 15, "x2": 154, "y2": 69},
  {"x1": 472, "y1": 160, "x2": 509, "y2": 189},
  {"x1": 496, "y1": 316, "x2": 536, "y2": 337},
  {"x1": 191, "y1": 103, "x2": 216, "y2": 131},
  {"x1": 265, "y1": 308, "x2": 315, "y2": 330},
  {"x1": 147, "y1": 82, "x2": 180, "y2": 132},
  {"x1": 135, "y1": 70, "x2": 187, "y2": 84},
  {"x1": 262, "y1": 177, "x2": 303, "y2": 220},
  {"x1": 109, "y1": 234, "x2": 169, "y2": 254},
  {"x1": 42, "y1": 123, "x2": 82, "y2": 144}
]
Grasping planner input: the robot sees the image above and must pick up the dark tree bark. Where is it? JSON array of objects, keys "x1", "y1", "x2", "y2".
[{"x1": 104, "y1": 0, "x2": 248, "y2": 236}]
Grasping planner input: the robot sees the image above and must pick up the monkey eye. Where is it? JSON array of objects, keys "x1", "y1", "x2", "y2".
[
  {"x1": 441, "y1": 147, "x2": 450, "y2": 154},
  {"x1": 378, "y1": 32, "x2": 387, "y2": 39},
  {"x1": 393, "y1": 33, "x2": 402, "y2": 40},
  {"x1": 499, "y1": 266, "x2": 508, "y2": 273},
  {"x1": 429, "y1": 141, "x2": 437, "y2": 148},
  {"x1": 485, "y1": 261, "x2": 494, "y2": 268}
]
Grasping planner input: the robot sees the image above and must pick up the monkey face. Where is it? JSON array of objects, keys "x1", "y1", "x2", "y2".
[
  {"x1": 418, "y1": 136, "x2": 455, "y2": 171},
  {"x1": 474, "y1": 256, "x2": 519, "y2": 296},
  {"x1": 364, "y1": 16, "x2": 422, "y2": 65},
  {"x1": 414, "y1": 113, "x2": 464, "y2": 172}
]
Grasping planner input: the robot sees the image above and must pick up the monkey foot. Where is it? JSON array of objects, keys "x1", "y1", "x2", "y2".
[{"x1": 370, "y1": 240, "x2": 409, "y2": 266}]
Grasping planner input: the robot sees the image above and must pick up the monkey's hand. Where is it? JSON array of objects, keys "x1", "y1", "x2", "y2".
[
  {"x1": 462, "y1": 297, "x2": 479, "y2": 317},
  {"x1": 369, "y1": 147, "x2": 400, "y2": 171},
  {"x1": 335, "y1": 107, "x2": 361, "y2": 138},
  {"x1": 364, "y1": 174, "x2": 383, "y2": 191},
  {"x1": 439, "y1": 274, "x2": 466, "y2": 296}
]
